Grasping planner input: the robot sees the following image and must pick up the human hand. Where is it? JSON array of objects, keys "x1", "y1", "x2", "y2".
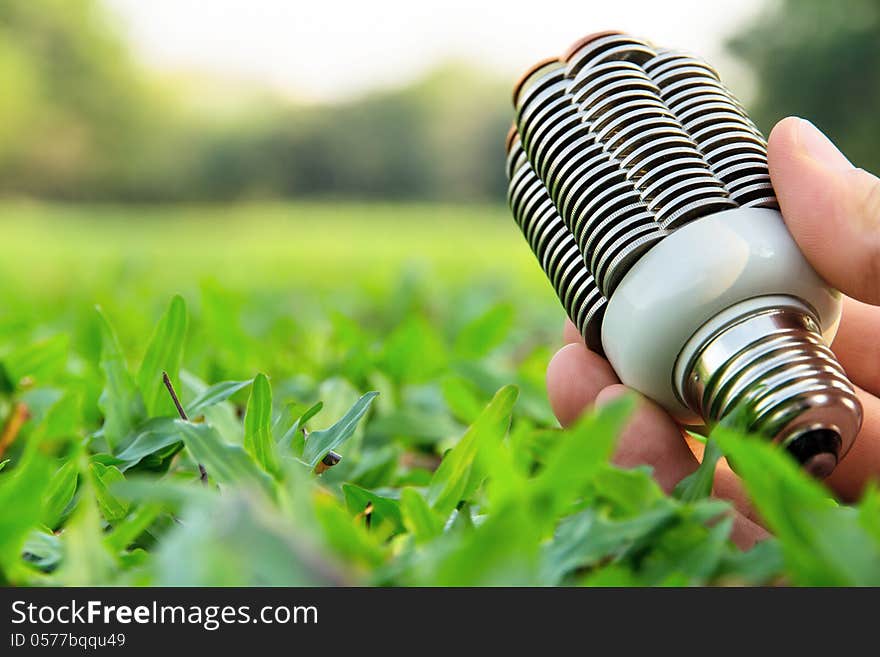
[{"x1": 546, "y1": 117, "x2": 880, "y2": 548}]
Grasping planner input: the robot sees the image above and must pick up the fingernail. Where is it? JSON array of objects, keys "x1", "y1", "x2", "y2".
[
  {"x1": 796, "y1": 118, "x2": 852, "y2": 171},
  {"x1": 595, "y1": 384, "x2": 629, "y2": 408}
]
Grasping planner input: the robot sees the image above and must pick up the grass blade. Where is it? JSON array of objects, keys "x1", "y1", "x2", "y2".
[
  {"x1": 244, "y1": 373, "x2": 279, "y2": 477},
  {"x1": 42, "y1": 459, "x2": 80, "y2": 529},
  {"x1": 114, "y1": 417, "x2": 182, "y2": 471},
  {"x1": 453, "y1": 303, "x2": 514, "y2": 359},
  {"x1": 176, "y1": 420, "x2": 274, "y2": 497},
  {"x1": 89, "y1": 462, "x2": 130, "y2": 524},
  {"x1": 137, "y1": 295, "x2": 188, "y2": 417},
  {"x1": 400, "y1": 488, "x2": 443, "y2": 543},
  {"x1": 531, "y1": 394, "x2": 635, "y2": 519},
  {"x1": 716, "y1": 427, "x2": 880, "y2": 585},
  {"x1": 96, "y1": 306, "x2": 143, "y2": 452},
  {"x1": 427, "y1": 385, "x2": 518, "y2": 515},
  {"x1": 343, "y1": 483, "x2": 404, "y2": 533},
  {"x1": 0, "y1": 449, "x2": 52, "y2": 578},
  {"x1": 674, "y1": 438, "x2": 722, "y2": 502},
  {"x1": 186, "y1": 378, "x2": 253, "y2": 417},
  {"x1": 302, "y1": 392, "x2": 378, "y2": 468}
]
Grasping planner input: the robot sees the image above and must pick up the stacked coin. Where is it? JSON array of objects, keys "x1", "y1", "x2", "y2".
[
  {"x1": 506, "y1": 31, "x2": 777, "y2": 348},
  {"x1": 565, "y1": 33, "x2": 735, "y2": 230},
  {"x1": 514, "y1": 57, "x2": 666, "y2": 298},
  {"x1": 642, "y1": 50, "x2": 778, "y2": 208},
  {"x1": 506, "y1": 128, "x2": 606, "y2": 354}
]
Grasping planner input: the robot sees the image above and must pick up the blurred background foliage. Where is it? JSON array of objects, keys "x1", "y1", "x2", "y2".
[
  {"x1": 0, "y1": 0, "x2": 877, "y2": 204},
  {"x1": 0, "y1": 0, "x2": 509, "y2": 202},
  {"x1": 1, "y1": 0, "x2": 880, "y2": 588},
  {"x1": 729, "y1": 0, "x2": 880, "y2": 175}
]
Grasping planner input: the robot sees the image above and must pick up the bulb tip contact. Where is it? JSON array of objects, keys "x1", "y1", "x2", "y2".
[
  {"x1": 801, "y1": 452, "x2": 839, "y2": 480},
  {"x1": 785, "y1": 428, "x2": 841, "y2": 479}
]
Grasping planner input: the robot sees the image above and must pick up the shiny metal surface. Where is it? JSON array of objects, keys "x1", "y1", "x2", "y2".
[
  {"x1": 569, "y1": 50, "x2": 734, "y2": 228},
  {"x1": 643, "y1": 49, "x2": 778, "y2": 209},
  {"x1": 678, "y1": 305, "x2": 861, "y2": 470},
  {"x1": 516, "y1": 62, "x2": 662, "y2": 296},
  {"x1": 504, "y1": 33, "x2": 860, "y2": 470},
  {"x1": 566, "y1": 33, "x2": 657, "y2": 77},
  {"x1": 506, "y1": 137, "x2": 607, "y2": 353},
  {"x1": 508, "y1": 33, "x2": 782, "y2": 301}
]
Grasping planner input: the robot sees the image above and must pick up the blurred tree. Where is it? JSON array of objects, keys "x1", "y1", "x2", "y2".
[
  {"x1": 259, "y1": 64, "x2": 510, "y2": 202},
  {"x1": 0, "y1": 0, "x2": 171, "y2": 199},
  {"x1": 728, "y1": 0, "x2": 880, "y2": 174},
  {"x1": 0, "y1": 1, "x2": 510, "y2": 203}
]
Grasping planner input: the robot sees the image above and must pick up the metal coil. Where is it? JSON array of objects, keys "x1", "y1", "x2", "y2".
[
  {"x1": 515, "y1": 55, "x2": 664, "y2": 297},
  {"x1": 567, "y1": 44, "x2": 736, "y2": 229},
  {"x1": 680, "y1": 306, "x2": 860, "y2": 466},
  {"x1": 505, "y1": 33, "x2": 858, "y2": 475},
  {"x1": 507, "y1": 32, "x2": 781, "y2": 336},
  {"x1": 643, "y1": 50, "x2": 778, "y2": 209},
  {"x1": 506, "y1": 137, "x2": 606, "y2": 353},
  {"x1": 566, "y1": 33, "x2": 657, "y2": 78}
]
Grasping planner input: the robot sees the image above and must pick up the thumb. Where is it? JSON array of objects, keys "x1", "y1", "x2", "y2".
[{"x1": 768, "y1": 116, "x2": 880, "y2": 304}]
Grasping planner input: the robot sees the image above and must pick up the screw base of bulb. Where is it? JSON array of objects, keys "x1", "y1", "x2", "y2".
[{"x1": 676, "y1": 297, "x2": 862, "y2": 474}]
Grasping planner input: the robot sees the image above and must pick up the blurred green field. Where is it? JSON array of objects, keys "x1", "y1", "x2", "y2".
[
  {"x1": 2, "y1": 201, "x2": 880, "y2": 587},
  {"x1": 0, "y1": 200, "x2": 547, "y2": 306},
  {"x1": 0, "y1": 201, "x2": 559, "y2": 384}
]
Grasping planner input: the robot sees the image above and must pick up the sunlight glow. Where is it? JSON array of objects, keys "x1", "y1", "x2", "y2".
[{"x1": 107, "y1": 0, "x2": 763, "y2": 101}]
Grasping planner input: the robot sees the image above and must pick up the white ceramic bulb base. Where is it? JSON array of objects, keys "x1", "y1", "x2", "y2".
[{"x1": 601, "y1": 206, "x2": 861, "y2": 465}]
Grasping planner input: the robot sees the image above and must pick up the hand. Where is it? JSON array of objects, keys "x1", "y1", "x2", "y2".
[{"x1": 546, "y1": 117, "x2": 880, "y2": 549}]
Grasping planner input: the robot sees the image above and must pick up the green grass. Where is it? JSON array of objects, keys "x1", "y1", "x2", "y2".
[{"x1": 1, "y1": 200, "x2": 879, "y2": 586}]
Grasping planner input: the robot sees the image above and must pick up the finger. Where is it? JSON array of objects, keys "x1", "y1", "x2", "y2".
[
  {"x1": 729, "y1": 512, "x2": 771, "y2": 551},
  {"x1": 768, "y1": 116, "x2": 880, "y2": 304},
  {"x1": 563, "y1": 318, "x2": 583, "y2": 345},
  {"x1": 595, "y1": 384, "x2": 755, "y2": 520},
  {"x1": 548, "y1": 346, "x2": 764, "y2": 520},
  {"x1": 713, "y1": 460, "x2": 763, "y2": 526},
  {"x1": 546, "y1": 342, "x2": 618, "y2": 427},
  {"x1": 595, "y1": 384, "x2": 697, "y2": 492},
  {"x1": 826, "y1": 385, "x2": 880, "y2": 501},
  {"x1": 548, "y1": 338, "x2": 774, "y2": 541},
  {"x1": 830, "y1": 296, "x2": 880, "y2": 398},
  {"x1": 594, "y1": 385, "x2": 769, "y2": 549},
  {"x1": 593, "y1": 384, "x2": 760, "y2": 515}
]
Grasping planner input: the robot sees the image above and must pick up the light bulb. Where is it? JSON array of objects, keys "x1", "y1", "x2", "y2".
[{"x1": 507, "y1": 31, "x2": 862, "y2": 477}]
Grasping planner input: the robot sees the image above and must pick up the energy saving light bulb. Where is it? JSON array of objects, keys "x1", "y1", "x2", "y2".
[{"x1": 507, "y1": 31, "x2": 862, "y2": 477}]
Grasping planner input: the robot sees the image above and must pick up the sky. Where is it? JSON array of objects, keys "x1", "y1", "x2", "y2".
[{"x1": 106, "y1": 0, "x2": 766, "y2": 102}]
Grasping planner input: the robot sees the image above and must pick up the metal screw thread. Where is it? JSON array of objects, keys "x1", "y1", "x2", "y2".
[{"x1": 679, "y1": 305, "x2": 862, "y2": 468}]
